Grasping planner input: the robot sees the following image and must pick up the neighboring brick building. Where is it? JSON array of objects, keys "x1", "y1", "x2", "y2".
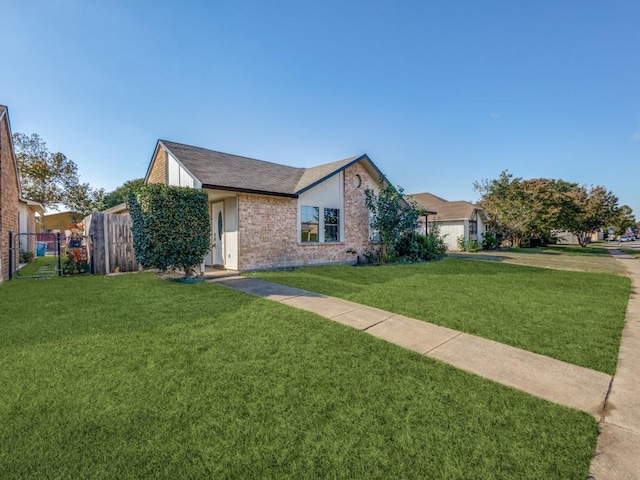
[
  {"x1": 143, "y1": 140, "x2": 386, "y2": 271},
  {"x1": 0, "y1": 105, "x2": 44, "y2": 281},
  {"x1": 0, "y1": 105, "x2": 20, "y2": 280}
]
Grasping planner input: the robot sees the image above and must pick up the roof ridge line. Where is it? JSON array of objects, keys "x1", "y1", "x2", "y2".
[{"x1": 159, "y1": 139, "x2": 305, "y2": 171}]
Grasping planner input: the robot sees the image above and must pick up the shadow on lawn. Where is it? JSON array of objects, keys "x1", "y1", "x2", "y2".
[
  {"x1": 259, "y1": 258, "x2": 522, "y2": 295},
  {"x1": 0, "y1": 274, "x2": 270, "y2": 349}
]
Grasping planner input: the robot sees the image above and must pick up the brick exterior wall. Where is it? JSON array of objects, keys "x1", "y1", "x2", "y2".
[
  {"x1": 0, "y1": 113, "x2": 20, "y2": 281},
  {"x1": 237, "y1": 163, "x2": 376, "y2": 270},
  {"x1": 147, "y1": 147, "x2": 167, "y2": 184}
]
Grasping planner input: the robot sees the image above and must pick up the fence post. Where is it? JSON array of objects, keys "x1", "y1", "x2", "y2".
[
  {"x1": 103, "y1": 213, "x2": 110, "y2": 274},
  {"x1": 90, "y1": 234, "x2": 95, "y2": 274},
  {"x1": 8, "y1": 231, "x2": 13, "y2": 280},
  {"x1": 57, "y1": 233, "x2": 62, "y2": 276}
]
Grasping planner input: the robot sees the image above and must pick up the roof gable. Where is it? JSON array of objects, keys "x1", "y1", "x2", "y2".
[
  {"x1": 409, "y1": 192, "x2": 483, "y2": 221},
  {"x1": 0, "y1": 106, "x2": 20, "y2": 195},
  {"x1": 160, "y1": 140, "x2": 304, "y2": 197},
  {"x1": 152, "y1": 141, "x2": 386, "y2": 198}
]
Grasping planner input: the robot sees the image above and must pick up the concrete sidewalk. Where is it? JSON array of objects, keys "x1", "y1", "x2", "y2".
[
  {"x1": 213, "y1": 276, "x2": 611, "y2": 417},
  {"x1": 590, "y1": 249, "x2": 640, "y2": 479}
]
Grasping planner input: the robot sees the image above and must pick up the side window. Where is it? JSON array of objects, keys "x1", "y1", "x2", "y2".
[
  {"x1": 469, "y1": 220, "x2": 478, "y2": 236},
  {"x1": 324, "y1": 208, "x2": 340, "y2": 242},
  {"x1": 369, "y1": 211, "x2": 380, "y2": 242},
  {"x1": 301, "y1": 206, "x2": 319, "y2": 242}
]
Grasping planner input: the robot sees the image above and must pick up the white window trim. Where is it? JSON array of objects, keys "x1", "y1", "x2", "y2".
[
  {"x1": 369, "y1": 211, "x2": 380, "y2": 242},
  {"x1": 299, "y1": 204, "x2": 343, "y2": 243}
]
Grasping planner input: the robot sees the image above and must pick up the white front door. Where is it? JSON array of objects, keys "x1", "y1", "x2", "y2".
[{"x1": 212, "y1": 202, "x2": 224, "y2": 266}]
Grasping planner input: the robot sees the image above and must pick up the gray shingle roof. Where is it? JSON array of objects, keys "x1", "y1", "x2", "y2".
[
  {"x1": 295, "y1": 156, "x2": 361, "y2": 193},
  {"x1": 161, "y1": 141, "x2": 304, "y2": 195},
  {"x1": 159, "y1": 140, "x2": 366, "y2": 197},
  {"x1": 409, "y1": 192, "x2": 484, "y2": 221}
]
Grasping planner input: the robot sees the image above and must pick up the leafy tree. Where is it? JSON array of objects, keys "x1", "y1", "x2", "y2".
[
  {"x1": 13, "y1": 133, "x2": 79, "y2": 209},
  {"x1": 609, "y1": 205, "x2": 635, "y2": 236},
  {"x1": 102, "y1": 178, "x2": 144, "y2": 210},
  {"x1": 564, "y1": 186, "x2": 619, "y2": 246},
  {"x1": 14, "y1": 132, "x2": 108, "y2": 222},
  {"x1": 66, "y1": 182, "x2": 106, "y2": 222},
  {"x1": 521, "y1": 178, "x2": 580, "y2": 244},
  {"x1": 128, "y1": 184, "x2": 211, "y2": 278},
  {"x1": 475, "y1": 171, "x2": 622, "y2": 248},
  {"x1": 474, "y1": 171, "x2": 538, "y2": 247},
  {"x1": 365, "y1": 180, "x2": 421, "y2": 262}
]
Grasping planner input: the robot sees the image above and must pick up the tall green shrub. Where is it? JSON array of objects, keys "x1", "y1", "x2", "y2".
[
  {"x1": 365, "y1": 180, "x2": 421, "y2": 262},
  {"x1": 128, "y1": 184, "x2": 211, "y2": 277},
  {"x1": 397, "y1": 223, "x2": 448, "y2": 261}
]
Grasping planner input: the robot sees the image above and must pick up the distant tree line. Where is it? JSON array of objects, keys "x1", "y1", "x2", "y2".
[
  {"x1": 13, "y1": 132, "x2": 143, "y2": 222},
  {"x1": 474, "y1": 171, "x2": 636, "y2": 247}
]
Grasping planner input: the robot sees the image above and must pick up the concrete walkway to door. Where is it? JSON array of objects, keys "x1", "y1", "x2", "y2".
[{"x1": 211, "y1": 275, "x2": 612, "y2": 418}]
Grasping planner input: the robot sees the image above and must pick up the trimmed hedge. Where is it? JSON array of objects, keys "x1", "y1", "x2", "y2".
[{"x1": 128, "y1": 184, "x2": 211, "y2": 276}]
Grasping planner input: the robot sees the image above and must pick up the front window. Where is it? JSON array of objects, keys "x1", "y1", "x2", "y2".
[
  {"x1": 369, "y1": 211, "x2": 380, "y2": 242},
  {"x1": 469, "y1": 220, "x2": 478, "y2": 236},
  {"x1": 324, "y1": 208, "x2": 340, "y2": 242},
  {"x1": 300, "y1": 205, "x2": 341, "y2": 243},
  {"x1": 300, "y1": 206, "x2": 319, "y2": 242}
]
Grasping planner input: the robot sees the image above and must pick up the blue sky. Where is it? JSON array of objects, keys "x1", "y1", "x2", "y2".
[{"x1": 2, "y1": 1, "x2": 639, "y2": 214}]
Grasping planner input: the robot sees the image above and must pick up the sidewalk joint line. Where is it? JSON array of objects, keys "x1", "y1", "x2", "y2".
[
  {"x1": 598, "y1": 376, "x2": 615, "y2": 424},
  {"x1": 362, "y1": 315, "x2": 394, "y2": 331},
  {"x1": 329, "y1": 306, "x2": 364, "y2": 319},
  {"x1": 423, "y1": 332, "x2": 464, "y2": 355},
  {"x1": 599, "y1": 421, "x2": 640, "y2": 436},
  {"x1": 277, "y1": 294, "x2": 305, "y2": 302}
]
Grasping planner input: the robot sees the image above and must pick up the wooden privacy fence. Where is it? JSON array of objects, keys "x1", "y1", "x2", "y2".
[{"x1": 84, "y1": 212, "x2": 138, "y2": 274}]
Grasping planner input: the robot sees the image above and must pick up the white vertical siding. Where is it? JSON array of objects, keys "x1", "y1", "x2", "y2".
[
  {"x1": 477, "y1": 215, "x2": 486, "y2": 241},
  {"x1": 298, "y1": 172, "x2": 342, "y2": 208},
  {"x1": 297, "y1": 172, "x2": 344, "y2": 242},
  {"x1": 18, "y1": 203, "x2": 28, "y2": 252},
  {"x1": 167, "y1": 152, "x2": 200, "y2": 188},
  {"x1": 205, "y1": 202, "x2": 214, "y2": 266},
  {"x1": 224, "y1": 197, "x2": 238, "y2": 270}
]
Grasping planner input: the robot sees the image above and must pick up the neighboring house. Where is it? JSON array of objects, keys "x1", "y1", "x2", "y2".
[
  {"x1": 18, "y1": 198, "x2": 43, "y2": 255},
  {"x1": 41, "y1": 211, "x2": 76, "y2": 233},
  {"x1": 0, "y1": 105, "x2": 43, "y2": 280},
  {"x1": 144, "y1": 140, "x2": 386, "y2": 271},
  {"x1": 554, "y1": 230, "x2": 604, "y2": 245},
  {"x1": 103, "y1": 202, "x2": 129, "y2": 214},
  {"x1": 409, "y1": 192, "x2": 487, "y2": 251}
]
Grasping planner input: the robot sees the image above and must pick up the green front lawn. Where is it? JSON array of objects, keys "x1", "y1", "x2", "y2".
[
  {"x1": 619, "y1": 247, "x2": 640, "y2": 258},
  {"x1": 254, "y1": 258, "x2": 631, "y2": 374},
  {"x1": 543, "y1": 245, "x2": 612, "y2": 255},
  {"x1": 449, "y1": 246, "x2": 626, "y2": 274},
  {"x1": 0, "y1": 274, "x2": 597, "y2": 479}
]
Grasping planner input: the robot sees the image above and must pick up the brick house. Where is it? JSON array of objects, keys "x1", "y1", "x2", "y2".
[
  {"x1": 144, "y1": 140, "x2": 386, "y2": 271},
  {"x1": 0, "y1": 105, "x2": 44, "y2": 281},
  {"x1": 409, "y1": 192, "x2": 487, "y2": 251}
]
